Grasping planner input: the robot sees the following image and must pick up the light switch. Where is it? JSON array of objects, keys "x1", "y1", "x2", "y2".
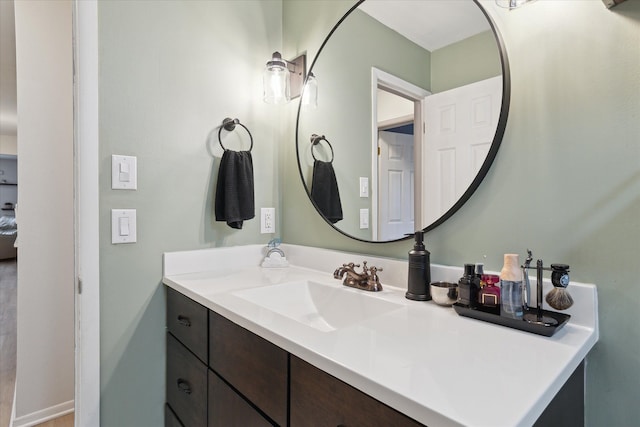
[
  {"x1": 359, "y1": 208, "x2": 369, "y2": 229},
  {"x1": 119, "y1": 161, "x2": 130, "y2": 182},
  {"x1": 359, "y1": 177, "x2": 369, "y2": 198},
  {"x1": 112, "y1": 209, "x2": 136, "y2": 244},
  {"x1": 112, "y1": 155, "x2": 137, "y2": 190},
  {"x1": 118, "y1": 216, "x2": 130, "y2": 236}
]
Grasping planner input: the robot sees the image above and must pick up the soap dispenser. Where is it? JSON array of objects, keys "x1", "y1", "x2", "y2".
[{"x1": 406, "y1": 231, "x2": 431, "y2": 301}]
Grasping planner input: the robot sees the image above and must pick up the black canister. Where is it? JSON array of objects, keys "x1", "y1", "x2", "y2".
[
  {"x1": 406, "y1": 231, "x2": 431, "y2": 301},
  {"x1": 458, "y1": 264, "x2": 480, "y2": 308}
]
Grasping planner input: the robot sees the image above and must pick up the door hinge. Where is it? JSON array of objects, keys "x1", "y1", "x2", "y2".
[
  {"x1": 78, "y1": 278, "x2": 83, "y2": 294},
  {"x1": 377, "y1": 146, "x2": 381, "y2": 156},
  {"x1": 423, "y1": 121, "x2": 426, "y2": 133}
]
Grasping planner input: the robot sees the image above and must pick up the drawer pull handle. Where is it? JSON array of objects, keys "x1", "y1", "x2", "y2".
[
  {"x1": 177, "y1": 315, "x2": 191, "y2": 327},
  {"x1": 177, "y1": 379, "x2": 192, "y2": 395}
]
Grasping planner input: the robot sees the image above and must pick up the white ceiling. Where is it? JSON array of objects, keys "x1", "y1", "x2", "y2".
[
  {"x1": 359, "y1": 0, "x2": 491, "y2": 52},
  {"x1": 0, "y1": 0, "x2": 17, "y2": 135}
]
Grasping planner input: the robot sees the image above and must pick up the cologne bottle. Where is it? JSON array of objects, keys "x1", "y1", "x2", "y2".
[
  {"x1": 457, "y1": 264, "x2": 480, "y2": 308},
  {"x1": 500, "y1": 254, "x2": 523, "y2": 319},
  {"x1": 478, "y1": 274, "x2": 501, "y2": 310}
]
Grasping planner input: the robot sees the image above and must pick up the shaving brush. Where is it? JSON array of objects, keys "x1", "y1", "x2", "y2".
[{"x1": 546, "y1": 264, "x2": 574, "y2": 310}]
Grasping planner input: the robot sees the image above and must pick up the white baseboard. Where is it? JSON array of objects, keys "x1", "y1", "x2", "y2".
[{"x1": 12, "y1": 400, "x2": 74, "y2": 427}]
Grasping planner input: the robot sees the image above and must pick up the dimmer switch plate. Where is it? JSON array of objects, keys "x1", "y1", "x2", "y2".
[
  {"x1": 112, "y1": 209, "x2": 137, "y2": 244},
  {"x1": 360, "y1": 209, "x2": 369, "y2": 229},
  {"x1": 359, "y1": 177, "x2": 369, "y2": 198},
  {"x1": 112, "y1": 155, "x2": 137, "y2": 190}
]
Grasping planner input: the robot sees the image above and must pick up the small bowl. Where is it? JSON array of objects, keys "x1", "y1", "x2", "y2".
[{"x1": 430, "y1": 282, "x2": 458, "y2": 306}]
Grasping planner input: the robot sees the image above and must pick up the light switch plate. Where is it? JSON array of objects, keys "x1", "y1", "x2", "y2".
[
  {"x1": 111, "y1": 209, "x2": 137, "y2": 244},
  {"x1": 112, "y1": 155, "x2": 137, "y2": 190},
  {"x1": 359, "y1": 177, "x2": 369, "y2": 198},
  {"x1": 359, "y1": 208, "x2": 369, "y2": 229}
]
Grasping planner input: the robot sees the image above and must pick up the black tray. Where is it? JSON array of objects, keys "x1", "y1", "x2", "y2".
[{"x1": 452, "y1": 303, "x2": 571, "y2": 337}]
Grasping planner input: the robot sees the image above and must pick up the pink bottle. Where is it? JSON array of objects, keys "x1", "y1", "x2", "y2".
[{"x1": 478, "y1": 274, "x2": 501, "y2": 308}]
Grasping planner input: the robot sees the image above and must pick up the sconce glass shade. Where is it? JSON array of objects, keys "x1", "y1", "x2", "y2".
[
  {"x1": 301, "y1": 72, "x2": 318, "y2": 108},
  {"x1": 263, "y1": 52, "x2": 291, "y2": 105}
]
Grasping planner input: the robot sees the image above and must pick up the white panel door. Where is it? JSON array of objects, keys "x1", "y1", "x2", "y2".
[
  {"x1": 378, "y1": 130, "x2": 414, "y2": 240},
  {"x1": 423, "y1": 76, "x2": 501, "y2": 226}
]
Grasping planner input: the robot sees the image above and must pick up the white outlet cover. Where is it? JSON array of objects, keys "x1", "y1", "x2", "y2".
[{"x1": 261, "y1": 207, "x2": 276, "y2": 234}]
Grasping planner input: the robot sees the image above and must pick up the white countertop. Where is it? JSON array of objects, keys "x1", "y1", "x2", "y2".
[{"x1": 163, "y1": 244, "x2": 598, "y2": 427}]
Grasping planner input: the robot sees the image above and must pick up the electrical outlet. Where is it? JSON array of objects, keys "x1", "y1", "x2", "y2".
[{"x1": 261, "y1": 207, "x2": 276, "y2": 234}]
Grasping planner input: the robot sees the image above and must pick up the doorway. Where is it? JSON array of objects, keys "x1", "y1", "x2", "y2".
[{"x1": 370, "y1": 68, "x2": 430, "y2": 240}]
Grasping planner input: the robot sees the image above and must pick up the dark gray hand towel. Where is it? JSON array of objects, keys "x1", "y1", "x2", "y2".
[
  {"x1": 310, "y1": 160, "x2": 343, "y2": 224},
  {"x1": 215, "y1": 150, "x2": 255, "y2": 229}
]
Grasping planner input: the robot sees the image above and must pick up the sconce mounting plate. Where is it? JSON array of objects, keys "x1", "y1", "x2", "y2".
[{"x1": 288, "y1": 54, "x2": 307, "y2": 99}]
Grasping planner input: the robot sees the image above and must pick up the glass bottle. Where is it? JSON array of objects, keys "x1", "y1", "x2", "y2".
[
  {"x1": 457, "y1": 264, "x2": 480, "y2": 308},
  {"x1": 500, "y1": 254, "x2": 523, "y2": 319},
  {"x1": 478, "y1": 274, "x2": 501, "y2": 312}
]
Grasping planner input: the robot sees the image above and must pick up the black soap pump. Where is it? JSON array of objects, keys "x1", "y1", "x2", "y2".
[{"x1": 406, "y1": 231, "x2": 431, "y2": 301}]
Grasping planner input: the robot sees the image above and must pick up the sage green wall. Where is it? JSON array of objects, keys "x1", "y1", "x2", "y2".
[
  {"x1": 298, "y1": 9, "x2": 430, "y2": 240},
  {"x1": 98, "y1": 1, "x2": 282, "y2": 425},
  {"x1": 282, "y1": 1, "x2": 640, "y2": 426},
  {"x1": 431, "y1": 30, "x2": 502, "y2": 93}
]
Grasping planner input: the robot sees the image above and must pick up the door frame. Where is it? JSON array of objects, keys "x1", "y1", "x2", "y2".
[
  {"x1": 73, "y1": 1, "x2": 100, "y2": 425},
  {"x1": 370, "y1": 68, "x2": 430, "y2": 240}
]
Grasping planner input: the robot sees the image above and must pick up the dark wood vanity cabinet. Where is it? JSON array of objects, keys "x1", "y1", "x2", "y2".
[
  {"x1": 290, "y1": 355, "x2": 423, "y2": 427},
  {"x1": 209, "y1": 310, "x2": 288, "y2": 426},
  {"x1": 166, "y1": 288, "x2": 424, "y2": 427},
  {"x1": 166, "y1": 288, "x2": 275, "y2": 427},
  {"x1": 208, "y1": 370, "x2": 273, "y2": 427},
  {"x1": 166, "y1": 287, "x2": 585, "y2": 427}
]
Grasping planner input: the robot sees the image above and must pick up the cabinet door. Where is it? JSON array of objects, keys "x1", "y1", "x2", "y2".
[
  {"x1": 208, "y1": 369, "x2": 274, "y2": 427},
  {"x1": 165, "y1": 404, "x2": 185, "y2": 427},
  {"x1": 209, "y1": 311, "x2": 288, "y2": 426},
  {"x1": 290, "y1": 356, "x2": 424, "y2": 427},
  {"x1": 167, "y1": 334, "x2": 208, "y2": 427},
  {"x1": 167, "y1": 286, "x2": 208, "y2": 363}
]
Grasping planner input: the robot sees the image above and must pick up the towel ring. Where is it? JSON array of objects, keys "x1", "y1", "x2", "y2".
[
  {"x1": 310, "y1": 134, "x2": 334, "y2": 163},
  {"x1": 218, "y1": 118, "x2": 254, "y2": 152}
]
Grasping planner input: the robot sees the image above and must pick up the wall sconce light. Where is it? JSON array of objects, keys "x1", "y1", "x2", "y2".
[
  {"x1": 495, "y1": 0, "x2": 535, "y2": 9},
  {"x1": 301, "y1": 72, "x2": 318, "y2": 108},
  {"x1": 263, "y1": 51, "x2": 307, "y2": 105}
]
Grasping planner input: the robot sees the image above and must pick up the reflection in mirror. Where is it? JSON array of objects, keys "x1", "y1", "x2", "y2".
[{"x1": 296, "y1": 0, "x2": 509, "y2": 242}]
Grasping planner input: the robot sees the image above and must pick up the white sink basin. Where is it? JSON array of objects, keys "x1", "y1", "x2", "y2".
[{"x1": 233, "y1": 280, "x2": 403, "y2": 332}]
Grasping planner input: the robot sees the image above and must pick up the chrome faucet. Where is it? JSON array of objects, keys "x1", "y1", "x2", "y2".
[{"x1": 333, "y1": 261, "x2": 383, "y2": 292}]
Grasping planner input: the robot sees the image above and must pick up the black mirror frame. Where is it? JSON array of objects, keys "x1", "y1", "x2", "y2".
[{"x1": 295, "y1": 0, "x2": 510, "y2": 244}]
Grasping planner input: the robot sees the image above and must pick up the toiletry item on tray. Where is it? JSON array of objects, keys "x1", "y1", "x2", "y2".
[{"x1": 453, "y1": 251, "x2": 574, "y2": 337}]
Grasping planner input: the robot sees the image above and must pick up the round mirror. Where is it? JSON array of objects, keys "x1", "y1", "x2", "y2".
[{"x1": 296, "y1": 0, "x2": 510, "y2": 242}]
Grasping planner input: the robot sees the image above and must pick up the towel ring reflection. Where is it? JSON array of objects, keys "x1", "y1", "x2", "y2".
[
  {"x1": 218, "y1": 118, "x2": 254, "y2": 152},
  {"x1": 310, "y1": 134, "x2": 334, "y2": 163}
]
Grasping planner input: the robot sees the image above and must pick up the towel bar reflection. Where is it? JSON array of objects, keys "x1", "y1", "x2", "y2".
[
  {"x1": 310, "y1": 134, "x2": 334, "y2": 163},
  {"x1": 218, "y1": 118, "x2": 254, "y2": 152}
]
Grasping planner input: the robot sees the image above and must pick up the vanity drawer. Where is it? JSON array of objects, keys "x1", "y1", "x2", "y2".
[
  {"x1": 209, "y1": 311, "x2": 288, "y2": 426},
  {"x1": 167, "y1": 286, "x2": 208, "y2": 363},
  {"x1": 290, "y1": 356, "x2": 424, "y2": 427},
  {"x1": 208, "y1": 369, "x2": 274, "y2": 427},
  {"x1": 166, "y1": 333, "x2": 207, "y2": 427}
]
